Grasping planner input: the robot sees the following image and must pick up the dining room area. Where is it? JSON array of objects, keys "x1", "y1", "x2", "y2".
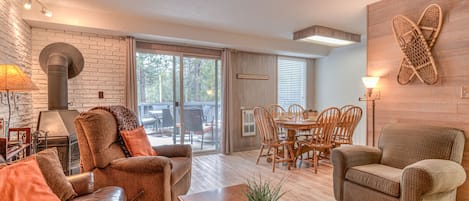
[{"x1": 252, "y1": 103, "x2": 363, "y2": 173}]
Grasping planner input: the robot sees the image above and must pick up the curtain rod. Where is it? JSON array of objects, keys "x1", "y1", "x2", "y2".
[{"x1": 135, "y1": 38, "x2": 223, "y2": 51}]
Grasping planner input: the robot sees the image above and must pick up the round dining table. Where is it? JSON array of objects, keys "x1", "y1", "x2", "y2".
[
  {"x1": 273, "y1": 118, "x2": 318, "y2": 167},
  {"x1": 274, "y1": 119, "x2": 318, "y2": 141}
]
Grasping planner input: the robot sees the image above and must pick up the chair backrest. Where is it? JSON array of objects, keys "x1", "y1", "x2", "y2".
[
  {"x1": 183, "y1": 108, "x2": 203, "y2": 132},
  {"x1": 310, "y1": 107, "x2": 341, "y2": 146},
  {"x1": 267, "y1": 104, "x2": 286, "y2": 118},
  {"x1": 253, "y1": 107, "x2": 279, "y2": 143},
  {"x1": 340, "y1": 105, "x2": 355, "y2": 114},
  {"x1": 333, "y1": 106, "x2": 363, "y2": 144},
  {"x1": 288, "y1": 104, "x2": 305, "y2": 117},
  {"x1": 378, "y1": 123, "x2": 466, "y2": 169},
  {"x1": 161, "y1": 108, "x2": 174, "y2": 127},
  {"x1": 74, "y1": 109, "x2": 127, "y2": 171}
]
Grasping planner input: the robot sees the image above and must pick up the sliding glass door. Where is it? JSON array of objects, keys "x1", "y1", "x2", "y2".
[{"x1": 136, "y1": 51, "x2": 222, "y2": 153}]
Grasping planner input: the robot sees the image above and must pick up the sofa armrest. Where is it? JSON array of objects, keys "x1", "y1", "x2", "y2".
[
  {"x1": 401, "y1": 159, "x2": 466, "y2": 200},
  {"x1": 109, "y1": 156, "x2": 171, "y2": 173},
  {"x1": 331, "y1": 145, "x2": 382, "y2": 201},
  {"x1": 152, "y1": 144, "x2": 192, "y2": 158},
  {"x1": 67, "y1": 172, "x2": 94, "y2": 196}
]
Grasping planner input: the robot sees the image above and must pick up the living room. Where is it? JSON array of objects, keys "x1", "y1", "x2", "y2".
[{"x1": 1, "y1": 0, "x2": 468, "y2": 201}]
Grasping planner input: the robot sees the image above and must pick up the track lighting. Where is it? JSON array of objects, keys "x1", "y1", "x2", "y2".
[
  {"x1": 24, "y1": 0, "x2": 52, "y2": 18},
  {"x1": 23, "y1": 0, "x2": 32, "y2": 10},
  {"x1": 41, "y1": 7, "x2": 52, "y2": 17}
]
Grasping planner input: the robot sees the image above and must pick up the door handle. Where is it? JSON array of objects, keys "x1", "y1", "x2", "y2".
[{"x1": 174, "y1": 101, "x2": 179, "y2": 107}]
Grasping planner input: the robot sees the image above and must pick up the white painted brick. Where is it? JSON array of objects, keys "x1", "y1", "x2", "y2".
[{"x1": 31, "y1": 27, "x2": 127, "y2": 126}]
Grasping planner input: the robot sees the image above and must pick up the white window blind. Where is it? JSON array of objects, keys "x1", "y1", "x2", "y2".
[{"x1": 277, "y1": 57, "x2": 307, "y2": 109}]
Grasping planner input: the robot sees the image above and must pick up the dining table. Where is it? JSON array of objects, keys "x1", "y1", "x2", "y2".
[{"x1": 274, "y1": 117, "x2": 318, "y2": 167}]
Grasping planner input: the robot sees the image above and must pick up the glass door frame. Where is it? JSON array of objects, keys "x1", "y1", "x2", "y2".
[{"x1": 139, "y1": 49, "x2": 221, "y2": 152}]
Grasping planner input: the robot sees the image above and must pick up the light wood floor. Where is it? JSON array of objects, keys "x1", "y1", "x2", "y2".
[{"x1": 189, "y1": 150, "x2": 335, "y2": 201}]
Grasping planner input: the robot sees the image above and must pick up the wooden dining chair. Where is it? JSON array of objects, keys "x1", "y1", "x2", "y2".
[
  {"x1": 288, "y1": 104, "x2": 305, "y2": 118},
  {"x1": 266, "y1": 104, "x2": 286, "y2": 119},
  {"x1": 296, "y1": 107, "x2": 340, "y2": 173},
  {"x1": 267, "y1": 104, "x2": 287, "y2": 137},
  {"x1": 340, "y1": 105, "x2": 355, "y2": 114},
  {"x1": 333, "y1": 106, "x2": 363, "y2": 147},
  {"x1": 253, "y1": 106, "x2": 295, "y2": 172}
]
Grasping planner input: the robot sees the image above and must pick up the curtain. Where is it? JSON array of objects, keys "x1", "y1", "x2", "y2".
[
  {"x1": 125, "y1": 36, "x2": 138, "y2": 115},
  {"x1": 222, "y1": 49, "x2": 233, "y2": 154}
]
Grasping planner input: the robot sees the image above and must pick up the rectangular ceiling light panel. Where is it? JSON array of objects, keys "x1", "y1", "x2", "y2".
[{"x1": 293, "y1": 25, "x2": 361, "y2": 47}]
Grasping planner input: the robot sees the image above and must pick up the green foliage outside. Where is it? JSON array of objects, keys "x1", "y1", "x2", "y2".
[{"x1": 136, "y1": 52, "x2": 221, "y2": 104}]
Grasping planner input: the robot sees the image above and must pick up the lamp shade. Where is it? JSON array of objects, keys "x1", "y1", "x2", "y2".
[
  {"x1": 362, "y1": 77, "x2": 380, "y2": 89},
  {"x1": 0, "y1": 64, "x2": 38, "y2": 91}
]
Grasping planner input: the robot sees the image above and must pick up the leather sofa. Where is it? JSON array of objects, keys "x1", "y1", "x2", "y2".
[{"x1": 331, "y1": 123, "x2": 466, "y2": 201}]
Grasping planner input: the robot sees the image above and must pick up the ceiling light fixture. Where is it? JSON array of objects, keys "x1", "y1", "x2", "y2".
[
  {"x1": 41, "y1": 7, "x2": 53, "y2": 17},
  {"x1": 23, "y1": 0, "x2": 53, "y2": 18},
  {"x1": 23, "y1": 0, "x2": 32, "y2": 10},
  {"x1": 293, "y1": 25, "x2": 360, "y2": 47}
]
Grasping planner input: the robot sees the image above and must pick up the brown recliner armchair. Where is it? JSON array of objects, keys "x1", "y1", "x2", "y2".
[
  {"x1": 68, "y1": 172, "x2": 126, "y2": 201},
  {"x1": 74, "y1": 108, "x2": 192, "y2": 201},
  {"x1": 331, "y1": 123, "x2": 466, "y2": 201}
]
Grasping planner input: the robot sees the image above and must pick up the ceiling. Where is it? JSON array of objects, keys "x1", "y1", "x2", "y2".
[{"x1": 24, "y1": 0, "x2": 381, "y2": 58}]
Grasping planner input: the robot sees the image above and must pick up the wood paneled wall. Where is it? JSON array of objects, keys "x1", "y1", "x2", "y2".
[
  {"x1": 367, "y1": 0, "x2": 469, "y2": 199},
  {"x1": 230, "y1": 51, "x2": 277, "y2": 152}
]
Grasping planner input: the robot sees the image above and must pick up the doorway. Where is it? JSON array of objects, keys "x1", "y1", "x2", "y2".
[{"x1": 136, "y1": 51, "x2": 222, "y2": 153}]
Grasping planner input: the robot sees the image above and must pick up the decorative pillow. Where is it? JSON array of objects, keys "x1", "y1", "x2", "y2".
[
  {"x1": 0, "y1": 156, "x2": 61, "y2": 201},
  {"x1": 36, "y1": 148, "x2": 77, "y2": 201},
  {"x1": 120, "y1": 126, "x2": 158, "y2": 156}
]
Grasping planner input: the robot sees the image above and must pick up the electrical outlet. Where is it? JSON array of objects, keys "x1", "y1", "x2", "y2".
[
  {"x1": 98, "y1": 91, "x2": 104, "y2": 99},
  {"x1": 461, "y1": 86, "x2": 469, "y2": 99}
]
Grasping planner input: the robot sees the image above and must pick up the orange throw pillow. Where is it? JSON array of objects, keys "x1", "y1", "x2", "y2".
[
  {"x1": 0, "y1": 156, "x2": 60, "y2": 201},
  {"x1": 120, "y1": 126, "x2": 158, "y2": 157}
]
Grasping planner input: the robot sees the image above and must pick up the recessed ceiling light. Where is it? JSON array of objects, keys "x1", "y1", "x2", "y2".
[{"x1": 294, "y1": 25, "x2": 360, "y2": 47}]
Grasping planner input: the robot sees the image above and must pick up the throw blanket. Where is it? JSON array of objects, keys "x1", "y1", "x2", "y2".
[{"x1": 91, "y1": 105, "x2": 140, "y2": 157}]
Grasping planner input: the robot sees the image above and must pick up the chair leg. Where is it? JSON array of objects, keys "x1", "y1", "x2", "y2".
[
  {"x1": 200, "y1": 134, "x2": 203, "y2": 150},
  {"x1": 296, "y1": 145, "x2": 303, "y2": 167},
  {"x1": 256, "y1": 145, "x2": 265, "y2": 165},
  {"x1": 272, "y1": 147, "x2": 277, "y2": 173},
  {"x1": 313, "y1": 150, "x2": 318, "y2": 174}
]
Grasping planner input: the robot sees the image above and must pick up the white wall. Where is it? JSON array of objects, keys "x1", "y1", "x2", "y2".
[
  {"x1": 0, "y1": 0, "x2": 33, "y2": 128},
  {"x1": 31, "y1": 28, "x2": 127, "y2": 128},
  {"x1": 314, "y1": 41, "x2": 367, "y2": 145}
]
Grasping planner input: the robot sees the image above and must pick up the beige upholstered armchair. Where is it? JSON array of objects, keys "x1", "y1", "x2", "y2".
[
  {"x1": 331, "y1": 124, "x2": 466, "y2": 201},
  {"x1": 74, "y1": 107, "x2": 192, "y2": 201}
]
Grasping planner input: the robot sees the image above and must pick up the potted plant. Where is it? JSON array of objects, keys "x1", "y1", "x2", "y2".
[{"x1": 245, "y1": 176, "x2": 286, "y2": 201}]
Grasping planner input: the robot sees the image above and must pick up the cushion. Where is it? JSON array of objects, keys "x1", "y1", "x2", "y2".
[
  {"x1": 345, "y1": 164, "x2": 402, "y2": 197},
  {"x1": 120, "y1": 126, "x2": 158, "y2": 157},
  {"x1": 0, "y1": 156, "x2": 61, "y2": 201},
  {"x1": 169, "y1": 157, "x2": 192, "y2": 185},
  {"x1": 36, "y1": 148, "x2": 77, "y2": 201}
]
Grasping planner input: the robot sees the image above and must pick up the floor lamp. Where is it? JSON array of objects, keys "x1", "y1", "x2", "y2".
[
  {"x1": 358, "y1": 76, "x2": 380, "y2": 146},
  {"x1": 0, "y1": 64, "x2": 38, "y2": 138}
]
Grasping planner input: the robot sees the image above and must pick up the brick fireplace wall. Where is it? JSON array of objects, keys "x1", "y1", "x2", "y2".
[
  {"x1": 31, "y1": 28, "x2": 127, "y2": 128},
  {"x1": 0, "y1": 0, "x2": 33, "y2": 129}
]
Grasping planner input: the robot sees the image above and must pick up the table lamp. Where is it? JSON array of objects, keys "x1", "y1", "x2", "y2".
[{"x1": 0, "y1": 64, "x2": 38, "y2": 136}]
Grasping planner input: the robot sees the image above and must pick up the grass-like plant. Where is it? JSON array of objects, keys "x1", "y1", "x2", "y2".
[{"x1": 245, "y1": 176, "x2": 286, "y2": 201}]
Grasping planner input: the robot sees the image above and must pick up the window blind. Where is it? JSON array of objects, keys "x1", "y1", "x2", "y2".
[{"x1": 277, "y1": 57, "x2": 307, "y2": 109}]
